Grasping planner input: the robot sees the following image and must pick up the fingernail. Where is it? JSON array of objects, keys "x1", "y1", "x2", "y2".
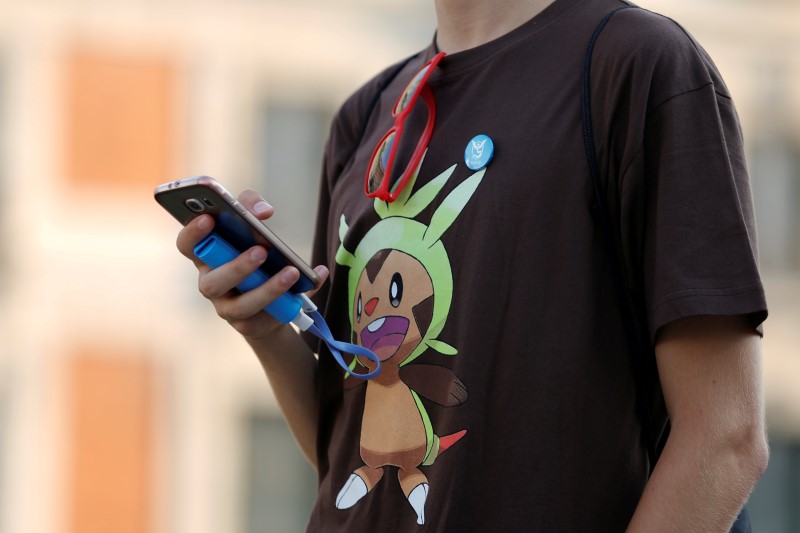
[
  {"x1": 197, "y1": 216, "x2": 211, "y2": 231},
  {"x1": 250, "y1": 248, "x2": 266, "y2": 263},
  {"x1": 253, "y1": 201, "x2": 272, "y2": 215},
  {"x1": 281, "y1": 267, "x2": 299, "y2": 284}
]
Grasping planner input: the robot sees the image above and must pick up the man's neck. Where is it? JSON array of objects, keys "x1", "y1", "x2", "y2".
[{"x1": 434, "y1": 0, "x2": 556, "y2": 53}]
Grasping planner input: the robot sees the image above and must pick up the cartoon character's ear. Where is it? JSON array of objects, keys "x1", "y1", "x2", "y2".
[
  {"x1": 338, "y1": 214, "x2": 349, "y2": 242},
  {"x1": 400, "y1": 164, "x2": 457, "y2": 219},
  {"x1": 335, "y1": 214, "x2": 356, "y2": 267},
  {"x1": 423, "y1": 168, "x2": 485, "y2": 247},
  {"x1": 376, "y1": 155, "x2": 459, "y2": 221},
  {"x1": 374, "y1": 154, "x2": 428, "y2": 219},
  {"x1": 376, "y1": 162, "x2": 456, "y2": 220}
]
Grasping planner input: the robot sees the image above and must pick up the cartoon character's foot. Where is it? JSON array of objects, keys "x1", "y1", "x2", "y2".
[
  {"x1": 335, "y1": 473, "x2": 368, "y2": 510},
  {"x1": 407, "y1": 483, "x2": 429, "y2": 525}
]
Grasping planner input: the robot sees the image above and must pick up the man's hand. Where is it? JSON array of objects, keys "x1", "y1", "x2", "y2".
[{"x1": 175, "y1": 189, "x2": 328, "y2": 340}]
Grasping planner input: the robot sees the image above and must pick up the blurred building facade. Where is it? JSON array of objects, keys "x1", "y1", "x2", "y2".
[{"x1": 0, "y1": 1, "x2": 797, "y2": 532}]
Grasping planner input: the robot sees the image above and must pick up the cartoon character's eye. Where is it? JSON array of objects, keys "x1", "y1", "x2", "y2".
[
  {"x1": 357, "y1": 293, "x2": 363, "y2": 323},
  {"x1": 390, "y1": 273, "x2": 403, "y2": 307}
]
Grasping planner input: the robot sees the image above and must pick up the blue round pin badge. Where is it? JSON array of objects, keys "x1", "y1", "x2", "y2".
[{"x1": 464, "y1": 134, "x2": 494, "y2": 171}]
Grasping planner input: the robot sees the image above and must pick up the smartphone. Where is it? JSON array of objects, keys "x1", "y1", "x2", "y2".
[{"x1": 154, "y1": 176, "x2": 321, "y2": 294}]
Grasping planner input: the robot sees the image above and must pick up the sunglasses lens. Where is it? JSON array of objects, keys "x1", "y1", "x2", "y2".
[
  {"x1": 394, "y1": 64, "x2": 431, "y2": 115},
  {"x1": 367, "y1": 132, "x2": 395, "y2": 195}
]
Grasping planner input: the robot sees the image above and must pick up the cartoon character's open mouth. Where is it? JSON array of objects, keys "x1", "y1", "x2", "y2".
[{"x1": 360, "y1": 316, "x2": 410, "y2": 361}]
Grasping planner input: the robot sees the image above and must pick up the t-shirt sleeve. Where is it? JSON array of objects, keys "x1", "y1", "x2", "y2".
[
  {"x1": 605, "y1": 11, "x2": 768, "y2": 341},
  {"x1": 633, "y1": 83, "x2": 767, "y2": 340}
]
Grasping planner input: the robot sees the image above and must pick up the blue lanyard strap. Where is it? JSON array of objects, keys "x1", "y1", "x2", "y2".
[
  {"x1": 305, "y1": 310, "x2": 381, "y2": 379},
  {"x1": 192, "y1": 232, "x2": 380, "y2": 379}
]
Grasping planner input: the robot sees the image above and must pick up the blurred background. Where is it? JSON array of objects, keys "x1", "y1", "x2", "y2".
[{"x1": 0, "y1": 0, "x2": 797, "y2": 532}]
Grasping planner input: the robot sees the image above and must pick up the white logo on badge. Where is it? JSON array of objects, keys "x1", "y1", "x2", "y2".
[
  {"x1": 470, "y1": 138, "x2": 488, "y2": 161},
  {"x1": 464, "y1": 134, "x2": 494, "y2": 171}
]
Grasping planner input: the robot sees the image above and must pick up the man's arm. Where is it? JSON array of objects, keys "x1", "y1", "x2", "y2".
[
  {"x1": 626, "y1": 315, "x2": 769, "y2": 533},
  {"x1": 245, "y1": 326, "x2": 321, "y2": 468},
  {"x1": 176, "y1": 190, "x2": 327, "y2": 469}
]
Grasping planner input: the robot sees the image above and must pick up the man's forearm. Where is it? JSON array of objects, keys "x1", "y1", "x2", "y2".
[
  {"x1": 627, "y1": 316, "x2": 768, "y2": 532},
  {"x1": 626, "y1": 420, "x2": 768, "y2": 532},
  {"x1": 246, "y1": 326, "x2": 320, "y2": 469}
]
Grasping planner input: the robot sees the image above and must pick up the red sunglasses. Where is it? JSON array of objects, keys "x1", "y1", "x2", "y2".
[{"x1": 365, "y1": 52, "x2": 446, "y2": 202}]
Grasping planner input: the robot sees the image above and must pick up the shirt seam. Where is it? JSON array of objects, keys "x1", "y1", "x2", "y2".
[{"x1": 651, "y1": 281, "x2": 764, "y2": 311}]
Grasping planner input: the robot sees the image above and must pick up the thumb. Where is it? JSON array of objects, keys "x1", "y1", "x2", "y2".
[
  {"x1": 305, "y1": 265, "x2": 330, "y2": 299},
  {"x1": 238, "y1": 189, "x2": 274, "y2": 221}
]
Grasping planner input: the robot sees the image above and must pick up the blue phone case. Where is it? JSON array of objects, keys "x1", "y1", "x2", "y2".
[
  {"x1": 194, "y1": 233, "x2": 302, "y2": 324},
  {"x1": 215, "y1": 211, "x2": 315, "y2": 294}
]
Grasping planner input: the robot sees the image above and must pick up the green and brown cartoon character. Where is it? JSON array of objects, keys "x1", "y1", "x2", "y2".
[{"x1": 334, "y1": 162, "x2": 485, "y2": 525}]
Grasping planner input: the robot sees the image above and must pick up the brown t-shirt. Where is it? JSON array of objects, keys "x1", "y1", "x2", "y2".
[{"x1": 305, "y1": 0, "x2": 767, "y2": 530}]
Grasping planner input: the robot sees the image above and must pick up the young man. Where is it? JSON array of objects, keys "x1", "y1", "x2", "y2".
[{"x1": 176, "y1": 0, "x2": 768, "y2": 530}]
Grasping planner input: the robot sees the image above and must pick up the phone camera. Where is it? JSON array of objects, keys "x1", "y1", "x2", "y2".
[{"x1": 185, "y1": 198, "x2": 206, "y2": 213}]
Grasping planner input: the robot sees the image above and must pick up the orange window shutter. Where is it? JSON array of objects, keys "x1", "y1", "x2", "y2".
[
  {"x1": 65, "y1": 48, "x2": 175, "y2": 188},
  {"x1": 67, "y1": 350, "x2": 155, "y2": 533}
]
